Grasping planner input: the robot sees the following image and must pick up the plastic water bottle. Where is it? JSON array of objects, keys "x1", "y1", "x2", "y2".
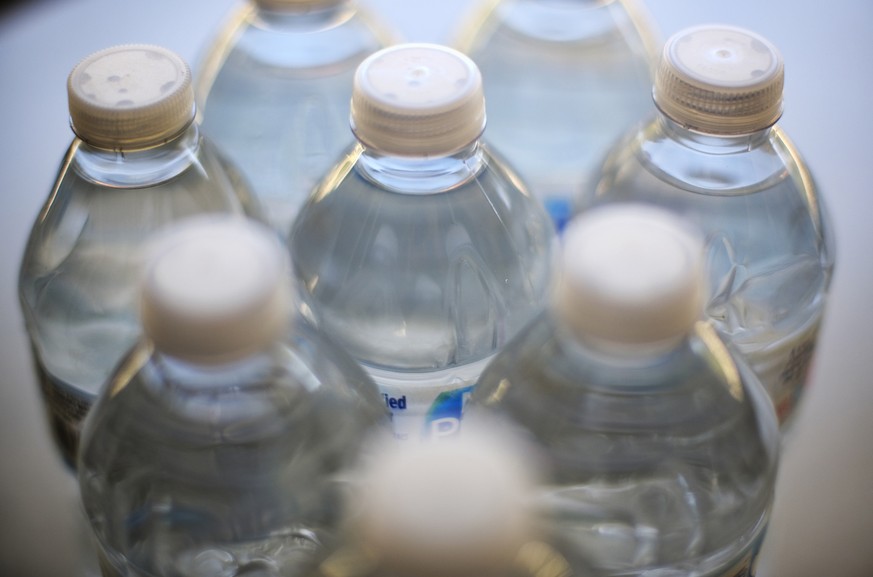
[
  {"x1": 308, "y1": 425, "x2": 594, "y2": 577},
  {"x1": 468, "y1": 204, "x2": 780, "y2": 576},
  {"x1": 576, "y1": 25, "x2": 835, "y2": 426},
  {"x1": 289, "y1": 43, "x2": 555, "y2": 443},
  {"x1": 454, "y1": 0, "x2": 658, "y2": 231},
  {"x1": 195, "y1": 0, "x2": 394, "y2": 233},
  {"x1": 17, "y1": 44, "x2": 261, "y2": 468},
  {"x1": 78, "y1": 216, "x2": 389, "y2": 577}
]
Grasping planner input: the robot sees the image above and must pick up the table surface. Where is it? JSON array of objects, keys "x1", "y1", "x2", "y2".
[{"x1": 1, "y1": 1, "x2": 871, "y2": 576}]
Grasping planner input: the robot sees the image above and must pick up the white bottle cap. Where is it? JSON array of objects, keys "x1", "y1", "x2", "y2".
[
  {"x1": 654, "y1": 25, "x2": 784, "y2": 135},
  {"x1": 556, "y1": 205, "x2": 705, "y2": 349},
  {"x1": 354, "y1": 432, "x2": 534, "y2": 573},
  {"x1": 141, "y1": 216, "x2": 291, "y2": 363},
  {"x1": 351, "y1": 43, "x2": 485, "y2": 156},
  {"x1": 67, "y1": 44, "x2": 195, "y2": 150}
]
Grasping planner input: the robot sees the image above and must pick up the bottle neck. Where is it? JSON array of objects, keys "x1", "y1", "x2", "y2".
[
  {"x1": 498, "y1": 0, "x2": 626, "y2": 42},
  {"x1": 550, "y1": 306, "x2": 690, "y2": 370},
  {"x1": 254, "y1": 0, "x2": 355, "y2": 29},
  {"x1": 356, "y1": 141, "x2": 486, "y2": 194},
  {"x1": 148, "y1": 345, "x2": 277, "y2": 392},
  {"x1": 72, "y1": 122, "x2": 202, "y2": 188},
  {"x1": 656, "y1": 113, "x2": 774, "y2": 155}
]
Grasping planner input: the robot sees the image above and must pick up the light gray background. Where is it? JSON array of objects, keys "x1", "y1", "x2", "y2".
[{"x1": 1, "y1": 1, "x2": 871, "y2": 576}]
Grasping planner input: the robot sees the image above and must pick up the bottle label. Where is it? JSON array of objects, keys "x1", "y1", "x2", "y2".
[
  {"x1": 33, "y1": 358, "x2": 93, "y2": 468},
  {"x1": 714, "y1": 522, "x2": 767, "y2": 577},
  {"x1": 368, "y1": 358, "x2": 490, "y2": 443},
  {"x1": 543, "y1": 196, "x2": 572, "y2": 234},
  {"x1": 743, "y1": 312, "x2": 821, "y2": 424},
  {"x1": 718, "y1": 550, "x2": 757, "y2": 577}
]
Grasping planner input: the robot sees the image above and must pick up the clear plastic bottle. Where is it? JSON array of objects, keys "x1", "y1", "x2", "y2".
[
  {"x1": 289, "y1": 43, "x2": 555, "y2": 443},
  {"x1": 468, "y1": 204, "x2": 780, "y2": 576},
  {"x1": 454, "y1": 0, "x2": 659, "y2": 231},
  {"x1": 78, "y1": 216, "x2": 389, "y2": 577},
  {"x1": 18, "y1": 44, "x2": 262, "y2": 467},
  {"x1": 308, "y1": 425, "x2": 594, "y2": 577},
  {"x1": 195, "y1": 0, "x2": 395, "y2": 233},
  {"x1": 576, "y1": 25, "x2": 835, "y2": 425}
]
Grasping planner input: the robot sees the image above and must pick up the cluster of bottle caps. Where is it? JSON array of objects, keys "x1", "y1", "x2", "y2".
[{"x1": 17, "y1": 1, "x2": 833, "y2": 576}]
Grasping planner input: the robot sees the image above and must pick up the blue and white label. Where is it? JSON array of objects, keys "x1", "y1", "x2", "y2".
[{"x1": 368, "y1": 358, "x2": 491, "y2": 443}]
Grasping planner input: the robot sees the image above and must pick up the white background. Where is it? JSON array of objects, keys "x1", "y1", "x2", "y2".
[{"x1": 0, "y1": 1, "x2": 871, "y2": 575}]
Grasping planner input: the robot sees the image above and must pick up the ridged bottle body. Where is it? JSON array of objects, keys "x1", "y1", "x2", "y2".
[
  {"x1": 577, "y1": 116, "x2": 834, "y2": 424},
  {"x1": 18, "y1": 126, "x2": 261, "y2": 466},
  {"x1": 470, "y1": 313, "x2": 779, "y2": 576},
  {"x1": 290, "y1": 143, "x2": 554, "y2": 442},
  {"x1": 196, "y1": 1, "x2": 390, "y2": 232},
  {"x1": 79, "y1": 321, "x2": 388, "y2": 577},
  {"x1": 457, "y1": 0, "x2": 657, "y2": 231}
]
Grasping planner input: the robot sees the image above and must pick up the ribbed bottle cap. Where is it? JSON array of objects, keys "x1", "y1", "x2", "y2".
[
  {"x1": 654, "y1": 25, "x2": 784, "y2": 134},
  {"x1": 351, "y1": 43, "x2": 485, "y2": 156},
  {"x1": 141, "y1": 216, "x2": 291, "y2": 363},
  {"x1": 355, "y1": 432, "x2": 533, "y2": 573},
  {"x1": 67, "y1": 44, "x2": 195, "y2": 150},
  {"x1": 556, "y1": 205, "x2": 705, "y2": 348}
]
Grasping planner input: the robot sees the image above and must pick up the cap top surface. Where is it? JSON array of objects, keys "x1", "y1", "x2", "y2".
[
  {"x1": 141, "y1": 217, "x2": 290, "y2": 362},
  {"x1": 355, "y1": 432, "x2": 533, "y2": 570},
  {"x1": 557, "y1": 205, "x2": 705, "y2": 347},
  {"x1": 68, "y1": 44, "x2": 194, "y2": 149},
  {"x1": 655, "y1": 25, "x2": 784, "y2": 134},
  {"x1": 351, "y1": 43, "x2": 485, "y2": 155}
]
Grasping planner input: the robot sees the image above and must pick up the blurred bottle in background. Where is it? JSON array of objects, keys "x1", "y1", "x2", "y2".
[
  {"x1": 78, "y1": 216, "x2": 389, "y2": 577},
  {"x1": 455, "y1": 0, "x2": 658, "y2": 231},
  {"x1": 468, "y1": 204, "x2": 780, "y2": 575},
  {"x1": 576, "y1": 25, "x2": 835, "y2": 426},
  {"x1": 195, "y1": 0, "x2": 396, "y2": 233},
  {"x1": 290, "y1": 43, "x2": 554, "y2": 443},
  {"x1": 308, "y1": 423, "x2": 595, "y2": 577},
  {"x1": 18, "y1": 44, "x2": 261, "y2": 469}
]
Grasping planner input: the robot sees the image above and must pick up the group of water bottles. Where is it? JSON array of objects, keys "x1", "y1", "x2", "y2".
[{"x1": 17, "y1": 0, "x2": 834, "y2": 575}]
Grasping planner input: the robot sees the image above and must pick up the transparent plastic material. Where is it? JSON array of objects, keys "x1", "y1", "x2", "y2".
[
  {"x1": 195, "y1": 0, "x2": 393, "y2": 232},
  {"x1": 468, "y1": 207, "x2": 779, "y2": 576},
  {"x1": 290, "y1": 141, "x2": 554, "y2": 443},
  {"x1": 306, "y1": 426, "x2": 595, "y2": 577},
  {"x1": 455, "y1": 0, "x2": 658, "y2": 231},
  {"x1": 290, "y1": 43, "x2": 553, "y2": 442},
  {"x1": 18, "y1": 122, "x2": 261, "y2": 468},
  {"x1": 578, "y1": 71, "x2": 834, "y2": 425},
  {"x1": 78, "y1": 218, "x2": 388, "y2": 577}
]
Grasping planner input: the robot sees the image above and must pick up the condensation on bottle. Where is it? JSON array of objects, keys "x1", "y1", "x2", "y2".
[
  {"x1": 576, "y1": 25, "x2": 835, "y2": 426},
  {"x1": 468, "y1": 204, "x2": 780, "y2": 576},
  {"x1": 17, "y1": 44, "x2": 262, "y2": 468},
  {"x1": 308, "y1": 423, "x2": 595, "y2": 577},
  {"x1": 78, "y1": 216, "x2": 389, "y2": 577},
  {"x1": 454, "y1": 0, "x2": 659, "y2": 232},
  {"x1": 289, "y1": 43, "x2": 555, "y2": 444},
  {"x1": 195, "y1": 0, "x2": 395, "y2": 233}
]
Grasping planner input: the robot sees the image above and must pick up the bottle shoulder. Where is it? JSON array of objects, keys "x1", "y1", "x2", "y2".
[
  {"x1": 80, "y1": 337, "x2": 386, "y2": 452},
  {"x1": 288, "y1": 144, "x2": 555, "y2": 370},
  {"x1": 458, "y1": 0, "x2": 657, "y2": 54},
  {"x1": 592, "y1": 119, "x2": 815, "y2": 198},
  {"x1": 582, "y1": 120, "x2": 834, "y2": 270},
  {"x1": 197, "y1": 3, "x2": 388, "y2": 84},
  {"x1": 473, "y1": 313, "x2": 778, "y2": 453},
  {"x1": 19, "y1": 132, "x2": 258, "y2": 283},
  {"x1": 290, "y1": 144, "x2": 555, "y2": 275}
]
